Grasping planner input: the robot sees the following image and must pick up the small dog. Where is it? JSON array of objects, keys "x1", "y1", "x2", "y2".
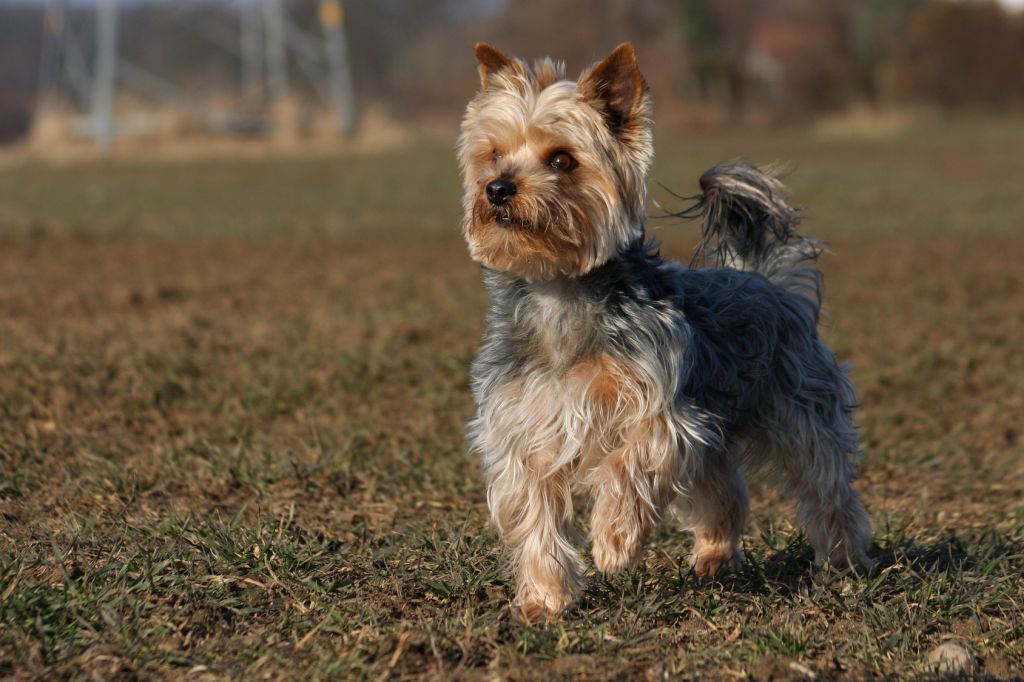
[{"x1": 458, "y1": 43, "x2": 872, "y2": 620}]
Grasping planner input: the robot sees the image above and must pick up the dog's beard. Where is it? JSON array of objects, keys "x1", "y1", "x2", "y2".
[
  {"x1": 466, "y1": 192, "x2": 596, "y2": 280},
  {"x1": 473, "y1": 197, "x2": 533, "y2": 231}
]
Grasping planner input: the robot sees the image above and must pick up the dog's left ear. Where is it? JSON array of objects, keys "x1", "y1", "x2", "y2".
[
  {"x1": 475, "y1": 43, "x2": 514, "y2": 89},
  {"x1": 578, "y1": 43, "x2": 647, "y2": 134}
]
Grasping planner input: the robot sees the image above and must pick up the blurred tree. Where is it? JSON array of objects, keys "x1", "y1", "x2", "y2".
[
  {"x1": 675, "y1": 0, "x2": 724, "y2": 103},
  {"x1": 848, "y1": 0, "x2": 925, "y2": 103},
  {"x1": 763, "y1": 0, "x2": 857, "y2": 115},
  {"x1": 0, "y1": 3, "x2": 46, "y2": 142},
  {"x1": 891, "y1": 0, "x2": 1024, "y2": 109},
  {"x1": 674, "y1": 0, "x2": 761, "y2": 116}
]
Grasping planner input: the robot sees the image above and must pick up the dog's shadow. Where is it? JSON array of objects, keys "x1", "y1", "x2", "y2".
[
  {"x1": 582, "y1": 525, "x2": 1024, "y2": 616},
  {"x1": 735, "y1": 528, "x2": 1018, "y2": 596}
]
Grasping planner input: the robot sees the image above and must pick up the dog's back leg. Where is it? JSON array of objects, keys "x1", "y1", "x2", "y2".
[
  {"x1": 676, "y1": 444, "x2": 749, "y2": 577},
  {"x1": 762, "y1": 353, "x2": 873, "y2": 569}
]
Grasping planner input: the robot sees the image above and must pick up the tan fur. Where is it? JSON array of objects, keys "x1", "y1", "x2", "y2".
[
  {"x1": 570, "y1": 353, "x2": 629, "y2": 410},
  {"x1": 475, "y1": 331, "x2": 696, "y2": 618},
  {"x1": 457, "y1": 44, "x2": 652, "y2": 283},
  {"x1": 683, "y1": 458, "x2": 749, "y2": 576},
  {"x1": 588, "y1": 416, "x2": 678, "y2": 575}
]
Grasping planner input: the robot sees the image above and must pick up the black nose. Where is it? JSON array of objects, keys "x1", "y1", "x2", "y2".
[{"x1": 486, "y1": 179, "x2": 517, "y2": 206}]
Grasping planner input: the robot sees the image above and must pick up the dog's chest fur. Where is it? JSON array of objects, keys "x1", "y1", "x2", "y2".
[
  {"x1": 470, "y1": 258, "x2": 686, "y2": 471},
  {"x1": 508, "y1": 284, "x2": 625, "y2": 461},
  {"x1": 525, "y1": 281, "x2": 602, "y2": 368}
]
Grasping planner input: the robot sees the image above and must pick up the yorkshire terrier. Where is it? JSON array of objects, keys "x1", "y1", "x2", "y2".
[{"x1": 458, "y1": 43, "x2": 872, "y2": 620}]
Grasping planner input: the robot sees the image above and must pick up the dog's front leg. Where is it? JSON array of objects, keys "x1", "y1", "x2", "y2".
[
  {"x1": 588, "y1": 416, "x2": 680, "y2": 575},
  {"x1": 487, "y1": 457, "x2": 583, "y2": 620}
]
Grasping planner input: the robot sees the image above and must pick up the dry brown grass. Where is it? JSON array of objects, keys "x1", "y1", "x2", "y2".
[{"x1": 1, "y1": 120, "x2": 1022, "y2": 679}]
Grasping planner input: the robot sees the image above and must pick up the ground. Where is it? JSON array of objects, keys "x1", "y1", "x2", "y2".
[{"x1": 1, "y1": 119, "x2": 1022, "y2": 680}]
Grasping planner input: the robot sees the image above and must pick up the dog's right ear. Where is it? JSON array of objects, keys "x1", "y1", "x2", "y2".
[{"x1": 475, "y1": 43, "x2": 513, "y2": 89}]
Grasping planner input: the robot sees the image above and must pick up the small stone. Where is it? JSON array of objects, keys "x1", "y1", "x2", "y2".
[
  {"x1": 927, "y1": 642, "x2": 976, "y2": 674},
  {"x1": 788, "y1": 661, "x2": 817, "y2": 679}
]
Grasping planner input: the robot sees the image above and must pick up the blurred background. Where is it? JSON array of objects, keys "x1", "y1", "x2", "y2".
[
  {"x1": 2, "y1": 3, "x2": 1023, "y2": 678},
  {"x1": 2, "y1": 0, "x2": 1024, "y2": 153}
]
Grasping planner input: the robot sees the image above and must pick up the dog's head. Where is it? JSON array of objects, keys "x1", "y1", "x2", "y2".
[{"x1": 457, "y1": 43, "x2": 653, "y2": 281}]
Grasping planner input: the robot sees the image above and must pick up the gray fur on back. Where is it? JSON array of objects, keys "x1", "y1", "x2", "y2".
[
  {"x1": 473, "y1": 162, "x2": 858, "y2": 457},
  {"x1": 471, "y1": 235, "x2": 858, "y2": 461}
]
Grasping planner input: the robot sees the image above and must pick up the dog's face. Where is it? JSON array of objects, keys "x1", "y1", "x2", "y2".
[{"x1": 457, "y1": 43, "x2": 653, "y2": 281}]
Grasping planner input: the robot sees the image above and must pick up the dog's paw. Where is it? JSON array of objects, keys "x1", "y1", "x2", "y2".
[
  {"x1": 591, "y1": 528, "x2": 639, "y2": 575},
  {"x1": 690, "y1": 543, "x2": 744, "y2": 577},
  {"x1": 514, "y1": 590, "x2": 572, "y2": 623}
]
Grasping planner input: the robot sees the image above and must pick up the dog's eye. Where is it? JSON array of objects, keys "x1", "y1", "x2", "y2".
[
  {"x1": 492, "y1": 149, "x2": 503, "y2": 161},
  {"x1": 548, "y1": 152, "x2": 577, "y2": 173}
]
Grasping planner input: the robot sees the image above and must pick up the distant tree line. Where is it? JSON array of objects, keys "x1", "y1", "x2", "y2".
[
  {"x1": 1, "y1": 0, "x2": 1023, "y2": 143},
  {"x1": 672, "y1": 0, "x2": 1024, "y2": 117}
]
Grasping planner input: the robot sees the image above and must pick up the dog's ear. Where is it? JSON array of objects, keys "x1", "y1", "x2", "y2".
[
  {"x1": 475, "y1": 43, "x2": 514, "y2": 89},
  {"x1": 578, "y1": 43, "x2": 647, "y2": 134}
]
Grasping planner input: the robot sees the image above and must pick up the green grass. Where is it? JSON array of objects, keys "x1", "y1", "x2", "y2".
[{"x1": 1, "y1": 119, "x2": 1023, "y2": 679}]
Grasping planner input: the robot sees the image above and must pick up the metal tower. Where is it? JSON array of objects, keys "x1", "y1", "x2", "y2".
[{"x1": 33, "y1": 0, "x2": 359, "y2": 148}]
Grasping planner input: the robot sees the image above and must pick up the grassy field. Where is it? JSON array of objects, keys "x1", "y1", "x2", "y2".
[{"x1": 1, "y1": 119, "x2": 1023, "y2": 680}]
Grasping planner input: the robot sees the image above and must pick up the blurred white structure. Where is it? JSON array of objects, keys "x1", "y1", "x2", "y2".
[{"x1": 35, "y1": 0, "x2": 357, "y2": 148}]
